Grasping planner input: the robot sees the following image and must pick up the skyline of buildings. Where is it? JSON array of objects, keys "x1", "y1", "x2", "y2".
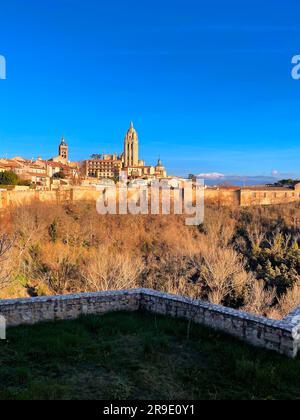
[
  {"x1": 0, "y1": 120, "x2": 296, "y2": 188},
  {"x1": 0, "y1": 122, "x2": 168, "y2": 189},
  {"x1": 83, "y1": 122, "x2": 167, "y2": 180}
]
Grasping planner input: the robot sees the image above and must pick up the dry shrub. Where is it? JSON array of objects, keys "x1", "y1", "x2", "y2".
[
  {"x1": 195, "y1": 245, "x2": 249, "y2": 305},
  {"x1": 141, "y1": 252, "x2": 201, "y2": 297},
  {"x1": 164, "y1": 276, "x2": 202, "y2": 301},
  {"x1": 247, "y1": 223, "x2": 266, "y2": 250},
  {"x1": 243, "y1": 279, "x2": 277, "y2": 318},
  {"x1": 277, "y1": 284, "x2": 300, "y2": 318},
  {"x1": 35, "y1": 242, "x2": 88, "y2": 294},
  {"x1": 2, "y1": 200, "x2": 300, "y2": 320},
  {"x1": 81, "y1": 248, "x2": 144, "y2": 292},
  {"x1": 204, "y1": 207, "x2": 236, "y2": 247}
]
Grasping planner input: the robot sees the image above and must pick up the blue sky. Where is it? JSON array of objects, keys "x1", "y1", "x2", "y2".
[{"x1": 1, "y1": 0, "x2": 300, "y2": 177}]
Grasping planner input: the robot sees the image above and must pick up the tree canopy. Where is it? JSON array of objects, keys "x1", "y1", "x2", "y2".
[{"x1": 0, "y1": 171, "x2": 20, "y2": 186}]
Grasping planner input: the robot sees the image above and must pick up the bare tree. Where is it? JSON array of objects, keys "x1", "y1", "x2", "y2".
[
  {"x1": 196, "y1": 246, "x2": 248, "y2": 305},
  {"x1": 247, "y1": 225, "x2": 266, "y2": 250},
  {"x1": 0, "y1": 234, "x2": 14, "y2": 289},
  {"x1": 81, "y1": 248, "x2": 144, "y2": 292}
]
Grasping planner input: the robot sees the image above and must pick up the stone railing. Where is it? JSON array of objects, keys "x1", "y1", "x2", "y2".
[{"x1": 0, "y1": 288, "x2": 300, "y2": 358}]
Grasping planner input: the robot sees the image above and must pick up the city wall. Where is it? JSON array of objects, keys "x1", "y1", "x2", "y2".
[
  {"x1": 0, "y1": 288, "x2": 299, "y2": 358},
  {"x1": 1, "y1": 186, "x2": 300, "y2": 210},
  {"x1": 205, "y1": 188, "x2": 240, "y2": 206},
  {"x1": 240, "y1": 189, "x2": 300, "y2": 206},
  {"x1": 0, "y1": 189, "x2": 72, "y2": 209}
]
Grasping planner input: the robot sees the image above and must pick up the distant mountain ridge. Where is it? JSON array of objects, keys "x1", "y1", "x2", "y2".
[{"x1": 196, "y1": 173, "x2": 278, "y2": 187}]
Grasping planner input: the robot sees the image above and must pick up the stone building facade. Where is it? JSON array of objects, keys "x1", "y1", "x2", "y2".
[{"x1": 83, "y1": 156, "x2": 123, "y2": 179}]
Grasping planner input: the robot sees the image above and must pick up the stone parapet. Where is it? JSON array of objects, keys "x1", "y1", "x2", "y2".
[{"x1": 0, "y1": 288, "x2": 299, "y2": 358}]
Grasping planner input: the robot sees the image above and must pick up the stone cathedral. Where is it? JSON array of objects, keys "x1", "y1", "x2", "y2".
[{"x1": 83, "y1": 122, "x2": 167, "y2": 180}]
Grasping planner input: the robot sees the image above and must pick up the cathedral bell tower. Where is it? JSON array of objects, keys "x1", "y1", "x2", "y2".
[
  {"x1": 59, "y1": 136, "x2": 68, "y2": 163},
  {"x1": 124, "y1": 121, "x2": 139, "y2": 167}
]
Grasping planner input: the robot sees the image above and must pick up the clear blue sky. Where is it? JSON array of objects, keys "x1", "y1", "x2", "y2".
[{"x1": 1, "y1": 0, "x2": 300, "y2": 177}]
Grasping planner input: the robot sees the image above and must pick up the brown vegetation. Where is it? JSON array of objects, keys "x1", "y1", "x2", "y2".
[{"x1": 1, "y1": 201, "x2": 300, "y2": 318}]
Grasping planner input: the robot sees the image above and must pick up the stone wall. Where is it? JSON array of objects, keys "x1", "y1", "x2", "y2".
[
  {"x1": 71, "y1": 187, "x2": 100, "y2": 202},
  {"x1": 240, "y1": 189, "x2": 300, "y2": 206},
  {"x1": 0, "y1": 288, "x2": 300, "y2": 358},
  {"x1": 205, "y1": 188, "x2": 240, "y2": 206},
  {"x1": 140, "y1": 289, "x2": 300, "y2": 358},
  {"x1": 0, "y1": 290, "x2": 141, "y2": 326},
  {"x1": 1, "y1": 186, "x2": 300, "y2": 209}
]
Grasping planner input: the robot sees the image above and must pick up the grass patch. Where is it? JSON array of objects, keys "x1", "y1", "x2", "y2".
[{"x1": 0, "y1": 311, "x2": 300, "y2": 400}]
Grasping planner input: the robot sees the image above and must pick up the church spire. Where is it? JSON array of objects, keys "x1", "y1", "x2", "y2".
[{"x1": 60, "y1": 134, "x2": 67, "y2": 146}]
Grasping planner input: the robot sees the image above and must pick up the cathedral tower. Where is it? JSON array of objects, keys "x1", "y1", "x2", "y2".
[
  {"x1": 124, "y1": 121, "x2": 139, "y2": 167},
  {"x1": 59, "y1": 136, "x2": 68, "y2": 163}
]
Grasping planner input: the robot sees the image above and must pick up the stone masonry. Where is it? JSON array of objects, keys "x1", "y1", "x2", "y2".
[
  {"x1": 2, "y1": 184, "x2": 300, "y2": 210},
  {"x1": 0, "y1": 288, "x2": 300, "y2": 358}
]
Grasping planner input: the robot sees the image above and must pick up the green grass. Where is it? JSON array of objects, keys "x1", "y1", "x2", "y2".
[{"x1": 0, "y1": 311, "x2": 300, "y2": 400}]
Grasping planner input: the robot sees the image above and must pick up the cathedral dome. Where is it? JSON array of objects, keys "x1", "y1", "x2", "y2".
[{"x1": 156, "y1": 158, "x2": 164, "y2": 169}]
